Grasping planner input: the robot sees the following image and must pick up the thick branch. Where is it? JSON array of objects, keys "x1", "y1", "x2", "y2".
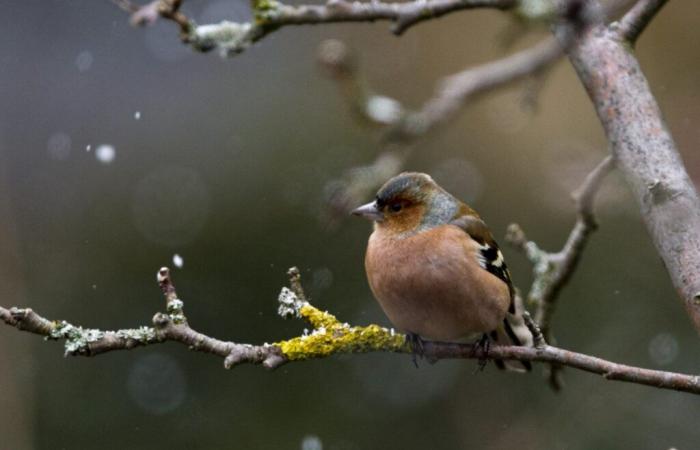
[
  {"x1": 615, "y1": 0, "x2": 669, "y2": 44},
  {"x1": 564, "y1": 10, "x2": 700, "y2": 332}
]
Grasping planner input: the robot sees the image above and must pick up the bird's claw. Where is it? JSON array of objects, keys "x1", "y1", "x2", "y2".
[
  {"x1": 405, "y1": 332, "x2": 426, "y2": 368},
  {"x1": 471, "y1": 334, "x2": 491, "y2": 373}
]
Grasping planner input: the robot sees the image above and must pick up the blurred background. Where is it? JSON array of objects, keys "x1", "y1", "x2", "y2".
[{"x1": 1, "y1": 1, "x2": 699, "y2": 449}]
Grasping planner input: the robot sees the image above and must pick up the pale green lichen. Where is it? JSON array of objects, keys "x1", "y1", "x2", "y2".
[
  {"x1": 48, "y1": 322, "x2": 159, "y2": 356},
  {"x1": 167, "y1": 298, "x2": 186, "y2": 324},
  {"x1": 275, "y1": 303, "x2": 408, "y2": 360},
  {"x1": 49, "y1": 321, "x2": 105, "y2": 356},
  {"x1": 115, "y1": 326, "x2": 157, "y2": 343},
  {"x1": 278, "y1": 287, "x2": 305, "y2": 318},
  {"x1": 193, "y1": 21, "x2": 257, "y2": 56}
]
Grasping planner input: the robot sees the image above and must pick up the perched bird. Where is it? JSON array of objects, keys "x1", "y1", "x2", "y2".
[{"x1": 352, "y1": 172, "x2": 532, "y2": 371}]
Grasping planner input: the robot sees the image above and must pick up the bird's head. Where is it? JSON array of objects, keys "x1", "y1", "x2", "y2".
[{"x1": 352, "y1": 172, "x2": 457, "y2": 235}]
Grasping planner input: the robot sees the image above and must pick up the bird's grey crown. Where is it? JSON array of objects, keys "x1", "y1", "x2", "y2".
[{"x1": 375, "y1": 172, "x2": 434, "y2": 207}]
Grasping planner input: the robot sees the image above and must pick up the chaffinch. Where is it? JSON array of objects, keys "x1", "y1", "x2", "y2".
[{"x1": 353, "y1": 172, "x2": 532, "y2": 371}]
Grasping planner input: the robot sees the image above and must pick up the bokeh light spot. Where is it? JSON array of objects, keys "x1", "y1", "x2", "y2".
[
  {"x1": 648, "y1": 332, "x2": 679, "y2": 366},
  {"x1": 301, "y1": 435, "x2": 323, "y2": 450},
  {"x1": 126, "y1": 353, "x2": 187, "y2": 415},
  {"x1": 95, "y1": 144, "x2": 116, "y2": 164}
]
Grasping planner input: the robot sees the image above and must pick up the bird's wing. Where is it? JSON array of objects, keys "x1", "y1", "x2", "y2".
[
  {"x1": 449, "y1": 212, "x2": 515, "y2": 313},
  {"x1": 450, "y1": 209, "x2": 533, "y2": 370}
]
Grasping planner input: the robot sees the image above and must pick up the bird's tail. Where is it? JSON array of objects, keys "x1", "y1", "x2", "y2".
[{"x1": 491, "y1": 309, "x2": 533, "y2": 372}]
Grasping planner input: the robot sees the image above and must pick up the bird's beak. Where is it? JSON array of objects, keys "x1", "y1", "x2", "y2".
[{"x1": 351, "y1": 201, "x2": 384, "y2": 222}]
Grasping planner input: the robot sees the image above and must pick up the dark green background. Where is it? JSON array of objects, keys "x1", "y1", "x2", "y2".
[{"x1": 1, "y1": 1, "x2": 699, "y2": 449}]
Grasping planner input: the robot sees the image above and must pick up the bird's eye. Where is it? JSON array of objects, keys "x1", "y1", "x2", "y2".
[{"x1": 389, "y1": 203, "x2": 402, "y2": 213}]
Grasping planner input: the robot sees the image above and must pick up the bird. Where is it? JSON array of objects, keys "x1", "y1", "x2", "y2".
[{"x1": 352, "y1": 172, "x2": 532, "y2": 371}]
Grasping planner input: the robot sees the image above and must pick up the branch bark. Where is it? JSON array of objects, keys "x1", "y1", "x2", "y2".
[
  {"x1": 616, "y1": 0, "x2": 669, "y2": 44},
  {"x1": 563, "y1": 3, "x2": 700, "y2": 332},
  {"x1": 4, "y1": 267, "x2": 700, "y2": 395},
  {"x1": 507, "y1": 156, "x2": 614, "y2": 337},
  {"x1": 506, "y1": 155, "x2": 614, "y2": 389},
  {"x1": 119, "y1": 0, "x2": 518, "y2": 56}
]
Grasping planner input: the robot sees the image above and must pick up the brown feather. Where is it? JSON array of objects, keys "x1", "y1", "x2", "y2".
[{"x1": 365, "y1": 224, "x2": 511, "y2": 341}]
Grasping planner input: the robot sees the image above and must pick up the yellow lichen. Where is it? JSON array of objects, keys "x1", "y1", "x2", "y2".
[
  {"x1": 298, "y1": 304, "x2": 341, "y2": 329},
  {"x1": 275, "y1": 303, "x2": 408, "y2": 361}
]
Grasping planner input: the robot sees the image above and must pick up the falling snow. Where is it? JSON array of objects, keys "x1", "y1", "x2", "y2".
[
  {"x1": 172, "y1": 254, "x2": 184, "y2": 268},
  {"x1": 95, "y1": 144, "x2": 116, "y2": 164}
]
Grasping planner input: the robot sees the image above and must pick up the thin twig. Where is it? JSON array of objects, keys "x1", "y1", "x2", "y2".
[
  {"x1": 508, "y1": 156, "x2": 614, "y2": 336},
  {"x1": 615, "y1": 0, "x2": 669, "y2": 44},
  {"x1": 386, "y1": 36, "x2": 566, "y2": 143},
  {"x1": 506, "y1": 155, "x2": 614, "y2": 389},
  {"x1": 111, "y1": 0, "x2": 139, "y2": 13},
  {"x1": 118, "y1": 0, "x2": 517, "y2": 55},
  {"x1": 319, "y1": 36, "x2": 567, "y2": 220},
  {"x1": 2, "y1": 265, "x2": 700, "y2": 395}
]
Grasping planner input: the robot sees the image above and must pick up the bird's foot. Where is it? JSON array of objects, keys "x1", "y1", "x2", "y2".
[
  {"x1": 471, "y1": 334, "x2": 491, "y2": 373},
  {"x1": 405, "y1": 332, "x2": 426, "y2": 368}
]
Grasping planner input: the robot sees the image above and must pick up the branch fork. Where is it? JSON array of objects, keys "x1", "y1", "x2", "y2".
[{"x1": 5, "y1": 261, "x2": 700, "y2": 395}]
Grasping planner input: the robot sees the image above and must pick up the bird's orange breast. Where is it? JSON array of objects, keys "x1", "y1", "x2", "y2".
[{"x1": 365, "y1": 224, "x2": 510, "y2": 341}]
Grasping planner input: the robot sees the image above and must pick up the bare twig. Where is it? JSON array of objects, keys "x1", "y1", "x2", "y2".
[
  {"x1": 507, "y1": 156, "x2": 614, "y2": 335},
  {"x1": 319, "y1": 36, "x2": 568, "y2": 220},
  {"x1": 315, "y1": 0, "x2": 599, "y2": 222},
  {"x1": 318, "y1": 40, "x2": 405, "y2": 129},
  {"x1": 111, "y1": 0, "x2": 139, "y2": 13},
  {"x1": 3, "y1": 266, "x2": 700, "y2": 395},
  {"x1": 386, "y1": 36, "x2": 565, "y2": 143},
  {"x1": 320, "y1": 34, "x2": 566, "y2": 142},
  {"x1": 506, "y1": 155, "x2": 614, "y2": 389},
  {"x1": 615, "y1": 0, "x2": 669, "y2": 44},
  {"x1": 125, "y1": 0, "x2": 191, "y2": 37}
]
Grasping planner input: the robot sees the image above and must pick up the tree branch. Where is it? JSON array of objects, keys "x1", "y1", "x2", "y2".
[
  {"x1": 507, "y1": 156, "x2": 614, "y2": 336},
  {"x1": 564, "y1": 5, "x2": 700, "y2": 332},
  {"x1": 117, "y1": 0, "x2": 518, "y2": 56},
  {"x1": 505, "y1": 155, "x2": 614, "y2": 389},
  {"x1": 4, "y1": 266, "x2": 700, "y2": 395},
  {"x1": 615, "y1": 0, "x2": 669, "y2": 44},
  {"x1": 319, "y1": 35, "x2": 567, "y2": 222},
  {"x1": 386, "y1": 35, "x2": 565, "y2": 143}
]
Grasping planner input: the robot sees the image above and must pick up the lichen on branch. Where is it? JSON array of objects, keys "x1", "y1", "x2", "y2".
[
  {"x1": 274, "y1": 267, "x2": 407, "y2": 361},
  {"x1": 3, "y1": 265, "x2": 700, "y2": 394}
]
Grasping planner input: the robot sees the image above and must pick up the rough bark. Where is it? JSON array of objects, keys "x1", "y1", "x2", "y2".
[{"x1": 565, "y1": 19, "x2": 700, "y2": 331}]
